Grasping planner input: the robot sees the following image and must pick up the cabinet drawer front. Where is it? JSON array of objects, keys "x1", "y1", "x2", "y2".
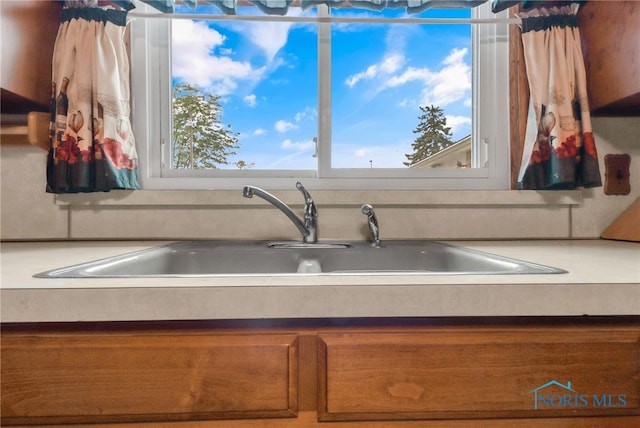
[
  {"x1": 1, "y1": 333, "x2": 297, "y2": 425},
  {"x1": 318, "y1": 328, "x2": 639, "y2": 421}
]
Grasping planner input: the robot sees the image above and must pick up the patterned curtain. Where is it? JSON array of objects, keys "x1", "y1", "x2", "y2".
[
  {"x1": 47, "y1": 4, "x2": 140, "y2": 193},
  {"x1": 516, "y1": 3, "x2": 601, "y2": 190}
]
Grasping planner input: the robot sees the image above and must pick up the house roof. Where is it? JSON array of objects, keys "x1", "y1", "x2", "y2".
[{"x1": 409, "y1": 134, "x2": 471, "y2": 168}]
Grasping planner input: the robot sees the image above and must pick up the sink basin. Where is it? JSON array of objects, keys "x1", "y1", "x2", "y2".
[{"x1": 34, "y1": 241, "x2": 566, "y2": 278}]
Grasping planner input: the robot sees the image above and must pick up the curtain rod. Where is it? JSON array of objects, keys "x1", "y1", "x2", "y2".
[{"x1": 127, "y1": 12, "x2": 519, "y2": 24}]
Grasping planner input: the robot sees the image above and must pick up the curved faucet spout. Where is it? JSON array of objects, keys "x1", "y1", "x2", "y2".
[{"x1": 242, "y1": 182, "x2": 318, "y2": 243}]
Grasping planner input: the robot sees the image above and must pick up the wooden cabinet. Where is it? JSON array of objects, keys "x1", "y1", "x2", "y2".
[
  {"x1": 1, "y1": 331, "x2": 298, "y2": 425},
  {"x1": 1, "y1": 318, "x2": 639, "y2": 427},
  {"x1": 1, "y1": 0, "x2": 61, "y2": 147},
  {"x1": 0, "y1": 0, "x2": 60, "y2": 112},
  {"x1": 578, "y1": 1, "x2": 640, "y2": 115},
  {"x1": 318, "y1": 327, "x2": 639, "y2": 421}
]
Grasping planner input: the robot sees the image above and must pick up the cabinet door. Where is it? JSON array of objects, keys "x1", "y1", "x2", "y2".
[
  {"x1": 1, "y1": 333, "x2": 298, "y2": 425},
  {"x1": 318, "y1": 327, "x2": 639, "y2": 421},
  {"x1": 579, "y1": 1, "x2": 640, "y2": 114},
  {"x1": 0, "y1": 0, "x2": 60, "y2": 110}
]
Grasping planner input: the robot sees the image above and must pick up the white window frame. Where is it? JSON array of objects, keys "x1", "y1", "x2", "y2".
[{"x1": 130, "y1": 2, "x2": 510, "y2": 190}]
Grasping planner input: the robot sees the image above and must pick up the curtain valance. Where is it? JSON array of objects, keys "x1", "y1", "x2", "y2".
[
  {"x1": 519, "y1": 8, "x2": 579, "y2": 33},
  {"x1": 116, "y1": 0, "x2": 543, "y2": 15}
]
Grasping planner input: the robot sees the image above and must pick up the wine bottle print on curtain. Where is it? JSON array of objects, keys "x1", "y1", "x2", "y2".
[
  {"x1": 55, "y1": 77, "x2": 69, "y2": 160},
  {"x1": 48, "y1": 81, "x2": 56, "y2": 143}
]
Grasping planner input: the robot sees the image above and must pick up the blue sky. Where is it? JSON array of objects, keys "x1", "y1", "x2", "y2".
[{"x1": 172, "y1": 5, "x2": 472, "y2": 169}]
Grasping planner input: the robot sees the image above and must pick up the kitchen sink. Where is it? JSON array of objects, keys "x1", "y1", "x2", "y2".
[{"x1": 34, "y1": 240, "x2": 567, "y2": 278}]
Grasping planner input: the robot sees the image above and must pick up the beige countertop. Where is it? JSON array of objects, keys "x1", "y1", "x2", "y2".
[{"x1": 1, "y1": 239, "x2": 639, "y2": 323}]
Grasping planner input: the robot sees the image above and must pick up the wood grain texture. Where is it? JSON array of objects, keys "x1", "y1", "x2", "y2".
[
  {"x1": 0, "y1": 1, "x2": 61, "y2": 109},
  {"x1": 318, "y1": 327, "x2": 640, "y2": 421},
  {"x1": 601, "y1": 197, "x2": 640, "y2": 242},
  {"x1": 2, "y1": 318, "x2": 639, "y2": 426},
  {"x1": 579, "y1": 1, "x2": 640, "y2": 114},
  {"x1": 1, "y1": 333, "x2": 298, "y2": 425},
  {"x1": 509, "y1": 4, "x2": 528, "y2": 189},
  {"x1": 3, "y1": 412, "x2": 638, "y2": 428}
]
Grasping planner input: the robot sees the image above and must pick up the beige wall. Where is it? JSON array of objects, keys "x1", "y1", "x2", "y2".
[{"x1": 1, "y1": 117, "x2": 639, "y2": 241}]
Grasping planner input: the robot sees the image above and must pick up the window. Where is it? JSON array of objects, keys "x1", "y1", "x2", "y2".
[{"x1": 130, "y1": 2, "x2": 510, "y2": 190}]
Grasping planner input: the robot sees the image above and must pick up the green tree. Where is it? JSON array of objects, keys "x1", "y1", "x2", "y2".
[
  {"x1": 172, "y1": 83, "x2": 239, "y2": 169},
  {"x1": 404, "y1": 105, "x2": 454, "y2": 167},
  {"x1": 234, "y1": 160, "x2": 255, "y2": 170}
]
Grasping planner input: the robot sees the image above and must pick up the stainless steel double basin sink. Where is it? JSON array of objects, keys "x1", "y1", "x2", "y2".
[{"x1": 35, "y1": 240, "x2": 566, "y2": 278}]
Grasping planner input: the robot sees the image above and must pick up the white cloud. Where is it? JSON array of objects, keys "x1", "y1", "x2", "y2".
[
  {"x1": 294, "y1": 106, "x2": 317, "y2": 122},
  {"x1": 345, "y1": 53, "x2": 405, "y2": 88},
  {"x1": 246, "y1": 23, "x2": 291, "y2": 62},
  {"x1": 345, "y1": 65, "x2": 377, "y2": 88},
  {"x1": 421, "y1": 48, "x2": 471, "y2": 107},
  {"x1": 275, "y1": 120, "x2": 298, "y2": 133},
  {"x1": 445, "y1": 115, "x2": 472, "y2": 136},
  {"x1": 380, "y1": 54, "x2": 405, "y2": 73},
  {"x1": 281, "y1": 139, "x2": 315, "y2": 151},
  {"x1": 386, "y1": 48, "x2": 470, "y2": 107},
  {"x1": 171, "y1": 20, "x2": 266, "y2": 95},
  {"x1": 443, "y1": 47, "x2": 467, "y2": 66},
  {"x1": 346, "y1": 46, "x2": 471, "y2": 108},
  {"x1": 234, "y1": 8, "x2": 303, "y2": 62},
  {"x1": 386, "y1": 66, "x2": 432, "y2": 87},
  {"x1": 272, "y1": 107, "x2": 316, "y2": 137},
  {"x1": 253, "y1": 128, "x2": 267, "y2": 136},
  {"x1": 244, "y1": 94, "x2": 257, "y2": 107},
  {"x1": 172, "y1": 19, "x2": 225, "y2": 50}
]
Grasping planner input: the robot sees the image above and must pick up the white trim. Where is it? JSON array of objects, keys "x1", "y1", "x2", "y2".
[{"x1": 317, "y1": 4, "x2": 331, "y2": 178}]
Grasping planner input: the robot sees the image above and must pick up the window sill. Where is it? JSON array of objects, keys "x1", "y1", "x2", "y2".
[{"x1": 55, "y1": 189, "x2": 582, "y2": 208}]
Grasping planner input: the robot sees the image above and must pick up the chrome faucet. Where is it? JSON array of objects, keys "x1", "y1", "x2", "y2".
[
  {"x1": 361, "y1": 203, "x2": 381, "y2": 247},
  {"x1": 242, "y1": 182, "x2": 318, "y2": 244}
]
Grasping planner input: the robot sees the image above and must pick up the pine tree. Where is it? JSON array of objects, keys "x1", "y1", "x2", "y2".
[
  {"x1": 172, "y1": 83, "x2": 240, "y2": 169},
  {"x1": 404, "y1": 105, "x2": 454, "y2": 167}
]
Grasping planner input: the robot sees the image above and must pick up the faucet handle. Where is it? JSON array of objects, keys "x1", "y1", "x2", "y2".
[
  {"x1": 296, "y1": 181, "x2": 312, "y2": 201},
  {"x1": 295, "y1": 182, "x2": 318, "y2": 243},
  {"x1": 296, "y1": 181, "x2": 317, "y2": 218}
]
